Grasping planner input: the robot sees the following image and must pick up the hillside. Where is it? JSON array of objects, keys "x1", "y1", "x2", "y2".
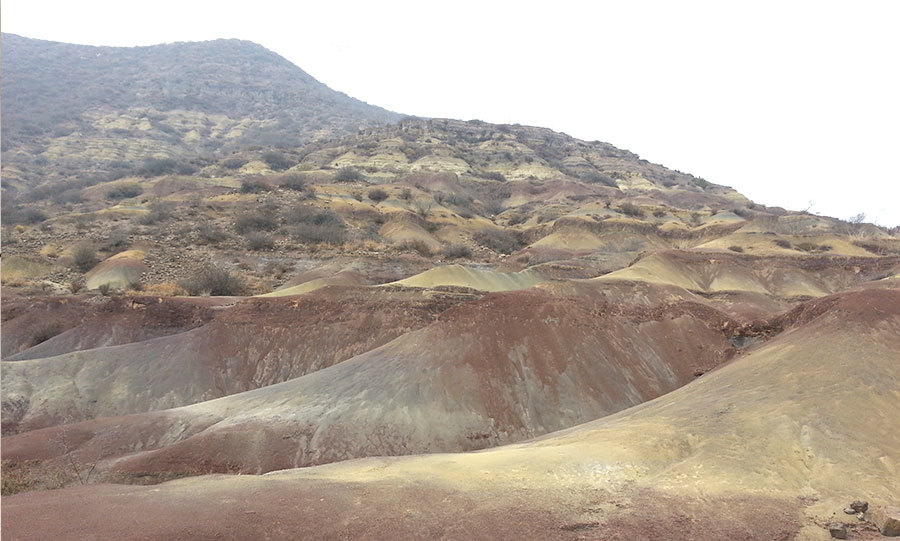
[
  {"x1": 2, "y1": 35, "x2": 900, "y2": 540},
  {"x1": 0, "y1": 33, "x2": 400, "y2": 188}
]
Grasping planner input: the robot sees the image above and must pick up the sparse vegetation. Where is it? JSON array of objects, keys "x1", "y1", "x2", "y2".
[
  {"x1": 442, "y1": 244, "x2": 472, "y2": 259},
  {"x1": 239, "y1": 178, "x2": 273, "y2": 194},
  {"x1": 728, "y1": 245, "x2": 744, "y2": 253},
  {"x1": 179, "y1": 266, "x2": 245, "y2": 296},
  {"x1": 334, "y1": 167, "x2": 365, "y2": 183},
  {"x1": 106, "y1": 183, "x2": 143, "y2": 200},
  {"x1": 261, "y1": 152, "x2": 294, "y2": 171},
  {"x1": 473, "y1": 229, "x2": 522, "y2": 254},
  {"x1": 618, "y1": 202, "x2": 646, "y2": 218},
  {"x1": 396, "y1": 239, "x2": 433, "y2": 257},
  {"x1": 28, "y1": 322, "x2": 65, "y2": 348},
  {"x1": 234, "y1": 211, "x2": 278, "y2": 234},
  {"x1": 245, "y1": 232, "x2": 275, "y2": 250},
  {"x1": 71, "y1": 244, "x2": 98, "y2": 272},
  {"x1": 196, "y1": 223, "x2": 228, "y2": 244},
  {"x1": 136, "y1": 201, "x2": 173, "y2": 225},
  {"x1": 367, "y1": 188, "x2": 389, "y2": 202},
  {"x1": 773, "y1": 239, "x2": 792, "y2": 249},
  {"x1": 279, "y1": 173, "x2": 308, "y2": 192},
  {"x1": 582, "y1": 171, "x2": 617, "y2": 187}
]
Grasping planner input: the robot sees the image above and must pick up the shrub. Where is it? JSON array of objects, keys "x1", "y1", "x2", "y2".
[
  {"x1": 245, "y1": 232, "x2": 275, "y2": 250},
  {"x1": 399, "y1": 188, "x2": 412, "y2": 200},
  {"x1": 5, "y1": 208, "x2": 48, "y2": 224},
  {"x1": 289, "y1": 224, "x2": 346, "y2": 245},
  {"x1": 179, "y1": 266, "x2": 245, "y2": 296},
  {"x1": 106, "y1": 183, "x2": 143, "y2": 200},
  {"x1": 795, "y1": 242, "x2": 830, "y2": 253},
  {"x1": 397, "y1": 239, "x2": 433, "y2": 257},
  {"x1": 279, "y1": 173, "x2": 307, "y2": 191},
  {"x1": 239, "y1": 178, "x2": 272, "y2": 194},
  {"x1": 71, "y1": 244, "x2": 98, "y2": 272},
  {"x1": 728, "y1": 245, "x2": 744, "y2": 253},
  {"x1": 483, "y1": 171, "x2": 506, "y2": 182},
  {"x1": 773, "y1": 239, "x2": 793, "y2": 249},
  {"x1": 334, "y1": 167, "x2": 365, "y2": 182},
  {"x1": 221, "y1": 157, "x2": 247, "y2": 170},
  {"x1": 473, "y1": 229, "x2": 522, "y2": 254},
  {"x1": 283, "y1": 205, "x2": 345, "y2": 228},
  {"x1": 443, "y1": 244, "x2": 472, "y2": 259},
  {"x1": 582, "y1": 171, "x2": 617, "y2": 187},
  {"x1": 234, "y1": 211, "x2": 278, "y2": 233},
  {"x1": 29, "y1": 322, "x2": 65, "y2": 348},
  {"x1": 693, "y1": 178, "x2": 711, "y2": 190},
  {"x1": 261, "y1": 152, "x2": 294, "y2": 171},
  {"x1": 137, "y1": 158, "x2": 196, "y2": 177},
  {"x1": 197, "y1": 223, "x2": 228, "y2": 244},
  {"x1": 618, "y1": 202, "x2": 645, "y2": 218},
  {"x1": 652, "y1": 209, "x2": 667, "y2": 218},
  {"x1": 367, "y1": 188, "x2": 389, "y2": 202},
  {"x1": 137, "y1": 201, "x2": 173, "y2": 225}
]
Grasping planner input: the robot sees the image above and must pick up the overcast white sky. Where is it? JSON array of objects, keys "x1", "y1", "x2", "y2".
[{"x1": 3, "y1": 0, "x2": 899, "y2": 225}]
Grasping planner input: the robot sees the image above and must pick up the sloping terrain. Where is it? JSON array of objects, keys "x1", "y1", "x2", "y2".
[
  {"x1": 1, "y1": 286, "x2": 470, "y2": 434},
  {"x1": 2, "y1": 279, "x2": 744, "y2": 476},
  {"x1": 1, "y1": 33, "x2": 399, "y2": 187},
  {"x1": 4, "y1": 287, "x2": 897, "y2": 540}
]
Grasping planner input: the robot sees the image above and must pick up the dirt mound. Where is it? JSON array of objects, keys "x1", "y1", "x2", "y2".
[
  {"x1": 6, "y1": 288, "x2": 896, "y2": 540},
  {"x1": 1, "y1": 281, "x2": 742, "y2": 476},
  {"x1": 84, "y1": 250, "x2": 148, "y2": 290},
  {"x1": 389, "y1": 264, "x2": 544, "y2": 292},
  {"x1": 602, "y1": 250, "x2": 900, "y2": 298},
  {"x1": 1, "y1": 286, "x2": 470, "y2": 434},
  {"x1": 259, "y1": 270, "x2": 368, "y2": 297}
]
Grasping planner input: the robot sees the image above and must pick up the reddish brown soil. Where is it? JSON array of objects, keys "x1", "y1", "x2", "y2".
[
  {"x1": 1, "y1": 286, "x2": 474, "y2": 433},
  {"x1": 0, "y1": 478, "x2": 802, "y2": 540},
  {"x1": 1, "y1": 295, "x2": 220, "y2": 360}
]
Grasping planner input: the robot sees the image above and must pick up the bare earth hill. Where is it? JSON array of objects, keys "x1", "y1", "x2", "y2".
[{"x1": 2, "y1": 35, "x2": 899, "y2": 540}]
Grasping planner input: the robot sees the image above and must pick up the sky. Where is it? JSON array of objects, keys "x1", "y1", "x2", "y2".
[{"x1": 3, "y1": 0, "x2": 899, "y2": 226}]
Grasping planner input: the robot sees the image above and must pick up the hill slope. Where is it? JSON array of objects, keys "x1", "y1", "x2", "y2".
[{"x1": 0, "y1": 33, "x2": 400, "y2": 186}]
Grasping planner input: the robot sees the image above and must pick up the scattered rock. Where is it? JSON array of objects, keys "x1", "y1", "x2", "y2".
[
  {"x1": 827, "y1": 522, "x2": 847, "y2": 539},
  {"x1": 850, "y1": 500, "x2": 869, "y2": 513},
  {"x1": 865, "y1": 505, "x2": 900, "y2": 536}
]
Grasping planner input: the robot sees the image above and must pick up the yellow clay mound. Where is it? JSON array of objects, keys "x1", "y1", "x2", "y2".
[{"x1": 387, "y1": 264, "x2": 544, "y2": 292}]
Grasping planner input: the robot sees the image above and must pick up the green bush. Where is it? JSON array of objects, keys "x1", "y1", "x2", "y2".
[
  {"x1": 261, "y1": 152, "x2": 294, "y2": 171},
  {"x1": 618, "y1": 202, "x2": 645, "y2": 218}
]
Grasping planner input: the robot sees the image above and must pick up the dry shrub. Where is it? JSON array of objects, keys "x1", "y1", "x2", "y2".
[
  {"x1": 473, "y1": 229, "x2": 523, "y2": 254},
  {"x1": 396, "y1": 239, "x2": 433, "y2": 257},
  {"x1": 179, "y1": 266, "x2": 245, "y2": 296}
]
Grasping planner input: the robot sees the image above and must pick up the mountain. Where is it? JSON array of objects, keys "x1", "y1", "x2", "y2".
[{"x1": 0, "y1": 33, "x2": 400, "y2": 187}]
